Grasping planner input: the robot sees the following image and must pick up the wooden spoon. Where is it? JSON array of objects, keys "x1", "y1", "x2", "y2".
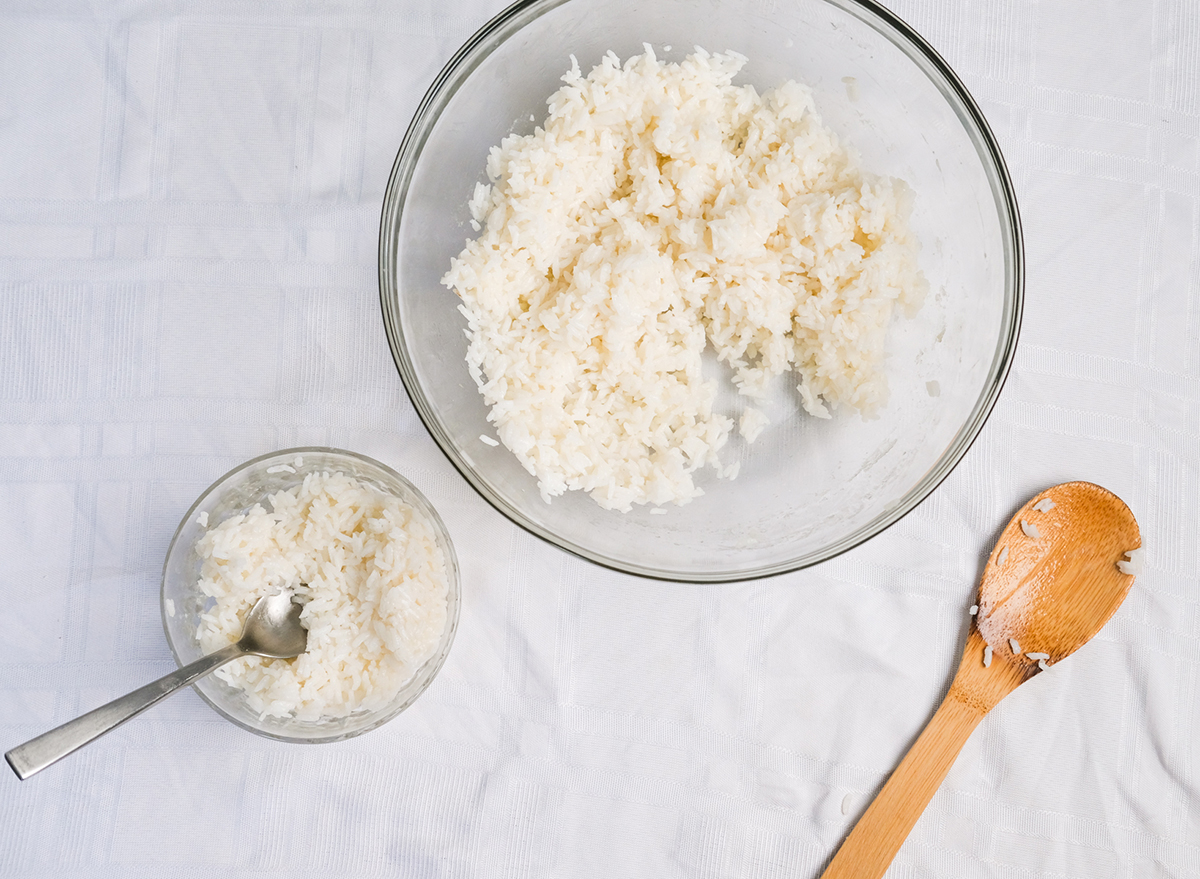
[{"x1": 820, "y1": 481, "x2": 1141, "y2": 879}]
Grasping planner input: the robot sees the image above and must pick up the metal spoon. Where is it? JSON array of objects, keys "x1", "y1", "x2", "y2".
[
  {"x1": 5, "y1": 591, "x2": 308, "y2": 780},
  {"x1": 820, "y1": 481, "x2": 1141, "y2": 879}
]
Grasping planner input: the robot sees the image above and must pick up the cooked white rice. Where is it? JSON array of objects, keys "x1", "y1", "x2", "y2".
[
  {"x1": 739, "y1": 407, "x2": 770, "y2": 443},
  {"x1": 443, "y1": 47, "x2": 926, "y2": 511},
  {"x1": 1020, "y1": 519, "x2": 1040, "y2": 539},
  {"x1": 193, "y1": 471, "x2": 450, "y2": 721},
  {"x1": 1117, "y1": 546, "x2": 1143, "y2": 575},
  {"x1": 1031, "y1": 498, "x2": 1055, "y2": 513}
]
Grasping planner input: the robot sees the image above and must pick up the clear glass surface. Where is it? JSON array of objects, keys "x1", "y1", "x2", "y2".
[
  {"x1": 160, "y1": 448, "x2": 461, "y2": 742},
  {"x1": 379, "y1": 0, "x2": 1023, "y2": 582}
]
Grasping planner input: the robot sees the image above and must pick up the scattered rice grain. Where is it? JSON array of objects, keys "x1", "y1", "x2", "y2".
[
  {"x1": 983, "y1": 644, "x2": 992, "y2": 667},
  {"x1": 480, "y1": 434, "x2": 500, "y2": 447},
  {"x1": 1009, "y1": 637, "x2": 1021, "y2": 655},
  {"x1": 1032, "y1": 498, "x2": 1056, "y2": 513},
  {"x1": 1020, "y1": 519, "x2": 1041, "y2": 539},
  {"x1": 739, "y1": 407, "x2": 770, "y2": 443}
]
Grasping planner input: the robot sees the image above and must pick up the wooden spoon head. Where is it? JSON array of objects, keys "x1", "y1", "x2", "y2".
[
  {"x1": 947, "y1": 482, "x2": 1141, "y2": 718},
  {"x1": 977, "y1": 481, "x2": 1141, "y2": 670}
]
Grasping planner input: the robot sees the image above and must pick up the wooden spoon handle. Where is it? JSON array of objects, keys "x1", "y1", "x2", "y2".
[{"x1": 819, "y1": 694, "x2": 984, "y2": 879}]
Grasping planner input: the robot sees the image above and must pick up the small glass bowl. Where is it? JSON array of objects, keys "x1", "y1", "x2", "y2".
[{"x1": 160, "y1": 447, "x2": 461, "y2": 742}]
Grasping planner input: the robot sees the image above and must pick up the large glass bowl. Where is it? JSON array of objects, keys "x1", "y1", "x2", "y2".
[
  {"x1": 379, "y1": 0, "x2": 1022, "y2": 582},
  {"x1": 160, "y1": 448, "x2": 461, "y2": 742}
]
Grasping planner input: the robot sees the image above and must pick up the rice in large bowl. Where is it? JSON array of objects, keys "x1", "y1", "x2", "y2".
[{"x1": 442, "y1": 46, "x2": 927, "y2": 513}]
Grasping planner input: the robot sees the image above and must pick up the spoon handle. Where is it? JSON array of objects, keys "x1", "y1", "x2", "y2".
[
  {"x1": 819, "y1": 694, "x2": 984, "y2": 879},
  {"x1": 819, "y1": 629, "x2": 1029, "y2": 879},
  {"x1": 5, "y1": 643, "x2": 245, "y2": 780}
]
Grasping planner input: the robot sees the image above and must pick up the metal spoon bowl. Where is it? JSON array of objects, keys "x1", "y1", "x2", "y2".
[{"x1": 5, "y1": 591, "x2": 307, "y2": 780}]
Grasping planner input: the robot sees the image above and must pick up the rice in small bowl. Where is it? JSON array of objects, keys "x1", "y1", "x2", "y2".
[{"x1": 160, "y1": 448, "x2": 460, "y2": 742}]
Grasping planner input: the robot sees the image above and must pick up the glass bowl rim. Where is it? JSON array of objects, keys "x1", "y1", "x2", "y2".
[
  {"x1": 377, "y1": 0, "x2": 1024, "y2": 583},
  {"x1": 159, "y1": 445, "x2": 462, "y2": 742}
]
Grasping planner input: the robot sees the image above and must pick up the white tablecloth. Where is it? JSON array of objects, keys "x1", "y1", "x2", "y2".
[{"x1": 1, "y1": 1, "x2": 1197, "y2": 876}]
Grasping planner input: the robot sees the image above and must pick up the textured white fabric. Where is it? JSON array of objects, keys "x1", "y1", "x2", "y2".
[{"x1": 1, "y1": 1, "x2": 1198, "y2": 876}]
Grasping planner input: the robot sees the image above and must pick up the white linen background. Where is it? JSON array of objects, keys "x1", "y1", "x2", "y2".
[{"x1": 0, "y1": 0, "x2": 1197, "y2": 876}]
